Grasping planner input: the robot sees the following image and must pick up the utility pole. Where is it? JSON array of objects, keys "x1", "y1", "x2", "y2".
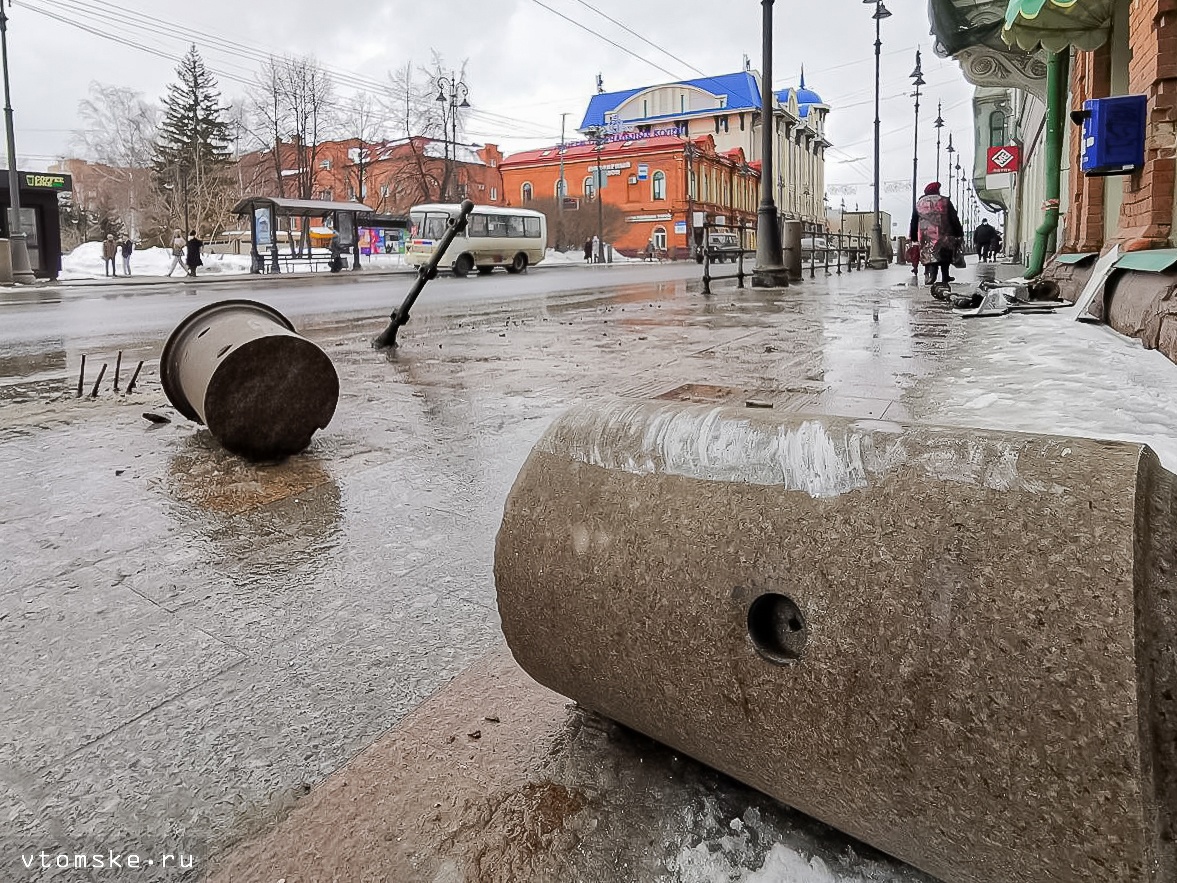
[
  {"x1": 1, "y1": 0, "x2": 34, "y2": 283},
  {"x1": 558, "y1": 112, "x2": 567, "y2": 228}
]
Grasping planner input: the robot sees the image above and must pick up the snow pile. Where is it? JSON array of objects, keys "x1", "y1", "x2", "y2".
[{"x1": 59, "y1": 241, "x2": 252, "y2": 280}]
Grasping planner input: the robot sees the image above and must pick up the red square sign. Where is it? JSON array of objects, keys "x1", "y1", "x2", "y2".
[{"x1": 987, "y1": 145, "x2": 1021, "y2": 174}]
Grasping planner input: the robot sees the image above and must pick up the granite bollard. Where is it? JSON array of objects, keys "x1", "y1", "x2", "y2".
[
  {"x1": 495, "y1": 401, "x2": 1177, "y2": 883},
  {"x1": 161, "y1": 299, "x2": 339, "y2": 460}
]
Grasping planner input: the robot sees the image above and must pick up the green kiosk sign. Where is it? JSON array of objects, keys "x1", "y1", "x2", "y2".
[{"x1": 21, "y1": 173, "x2": 71, "y2": 191}]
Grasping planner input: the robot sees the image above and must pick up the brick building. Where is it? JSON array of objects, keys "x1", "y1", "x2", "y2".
[
  {"x1": 499, "y1": 132, "x2": 759, "y2": 259},
  {"x1": 239, "y1": 137, "x2": 506, "y2": 216}
]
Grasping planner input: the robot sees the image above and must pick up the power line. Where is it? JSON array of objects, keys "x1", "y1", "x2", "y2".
[
  {"x1": 571, "y1": 0, "x2": 706, "y2": 78},
  {"x1": 527, "y1": 0, "x2": 682, "y2": 81}
]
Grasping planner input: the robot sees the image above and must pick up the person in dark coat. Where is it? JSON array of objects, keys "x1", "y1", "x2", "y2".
[
  {"x1": 909, "y1": 182, "x2": 963, "y2": 285},
  {"x1": 185, "y1": 230, "x2": 203, "y2": 277},
  {"x1": 583, "y1": 238, "x2": 592, "y2": 263},
  {"x1": 973, "y1": 219, "x2": 996, "y2": 261}
]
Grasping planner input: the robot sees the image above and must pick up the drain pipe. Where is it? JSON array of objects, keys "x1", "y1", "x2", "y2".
[{"x1": 1025, "y1": 50, "x2": 1069, "y2": 279}]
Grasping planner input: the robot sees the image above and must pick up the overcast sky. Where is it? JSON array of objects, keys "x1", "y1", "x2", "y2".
[{"x1": 6, "y1": 0, "x2": 986, "y2": 226}]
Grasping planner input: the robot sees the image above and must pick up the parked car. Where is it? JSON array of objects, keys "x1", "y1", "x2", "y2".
[{"x1": 696, "y1": 231, "x2": 746, "y2": 264}]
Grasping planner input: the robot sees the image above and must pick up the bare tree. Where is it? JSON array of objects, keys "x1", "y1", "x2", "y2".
[
  {"x1": 529, "y1": 195, "x2": 627, "y2": 251},
  {"x1": 379, "y1": 55, "x2": 472, "y2": 206},
  {"x1": 337, "y1": 93, "x2": 387, "y2": 207},
  {"x1": 72, "y1": 82, "x2": 160, "y2": 240}
]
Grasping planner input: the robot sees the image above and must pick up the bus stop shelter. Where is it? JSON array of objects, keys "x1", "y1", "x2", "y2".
[{"x1": 231, "y1": 196, "x2": 374, "y2": 274}]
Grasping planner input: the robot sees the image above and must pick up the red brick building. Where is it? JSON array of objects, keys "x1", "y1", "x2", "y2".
[
  {"x1": 239, "y1": 138, "x2": 506, "y2": 216},
  {"x1": 499, "y1": 133, "x2": 759, "y2": 258}
]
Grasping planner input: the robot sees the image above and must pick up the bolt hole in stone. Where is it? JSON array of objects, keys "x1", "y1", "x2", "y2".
[
  {"x1": 747, "y1": 593, "x2": 808, "y2": 664},
  {"x1": 216, "y1": 344, "x2": 232, "y2": 358}
]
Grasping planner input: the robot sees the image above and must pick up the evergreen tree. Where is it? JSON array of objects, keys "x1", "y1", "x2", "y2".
[{"x1": 153, "y1": 45, "x2": 233, "y2": 235}]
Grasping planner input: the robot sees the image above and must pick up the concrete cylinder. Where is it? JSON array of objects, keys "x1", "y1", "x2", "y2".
[
  {"x1": 161, "y1": 299, "x2": 339, "y2": 460},
  {"x1": 0, "y1": 238, "x2": 13, "y2": 285},
  {"x1": 496, "y1": 401, "x2": 1177, "y2": 883},
  {"x1": 783, "y1": 220, "x2": 803, "y2": 281}
]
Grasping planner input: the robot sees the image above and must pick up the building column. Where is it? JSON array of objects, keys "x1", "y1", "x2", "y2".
[{"x1": 1118, "y1": 0, "x2": 1177, "y2": 249}]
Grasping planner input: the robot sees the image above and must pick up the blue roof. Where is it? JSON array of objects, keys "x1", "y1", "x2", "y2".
[{"x1": 579, "y1": 71, "x2": 763, "y2": 130}]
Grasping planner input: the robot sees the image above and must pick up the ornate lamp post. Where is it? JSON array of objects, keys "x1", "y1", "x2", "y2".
[
  {"x1": 909, "y1": 50, "x2": 925, "y2": 215},
  {"x1": 0, "y1": 1, "x2": 33, "y2": 283},
  {"x1": 933, "y1": 102, "x2": 945, "y2": 181},
  {"x1": 435, "y1": 72, "x2": 470, "y2": 201},
  {"x1": 865, "y1": 0, "x2": 892, "y2": 270},
  {"x1": 945, "y1": 132, "x2": 955, "y2": 197},
  {"x1": 752, "y1": 0, "x2": 789, "y2": 287}
]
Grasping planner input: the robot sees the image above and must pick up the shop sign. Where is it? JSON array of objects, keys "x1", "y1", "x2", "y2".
[
  {"x1": 986, "y1": 145, "x2": 1021, "y2": 174},
  {"x1": 637, "y1": 164, "x2": 649, "y2": 180},
  {"x1": 626, "y1": 213, "x2": 673, "y2": 222},
  {"x1": 22, "y1": 173, "x2": 71, "y2": 191}
]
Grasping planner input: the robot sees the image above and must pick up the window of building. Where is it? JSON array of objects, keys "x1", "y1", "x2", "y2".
[
  {"x1": 490, "y1": 187, "x2": 497, "y2": 201},
  {"x1": 584, "y1": 175, "x2": 597, "y2": 200},
  {"x1": 380, "y1": 184, "x2": 390, "y2": 198},
  {"x1": 521, "y1": 182, "x2": 533, "y2": 202},
  {"x1": 652, "y1": 170, "x2": 666, "y2": 200},
  {"x1": 555, "y1": 178, "x2": 566, "y2": 199},
  {"x1": 319, "y1": 159, "x2": 332, "y2": 170},
  {"x1": 319, "y1": 189, "x2": 333, "y2": 200},
  {"x1": 643, "y1": 99, "x2": 649, "y2": 117},
  {"x1": 989, "y1": 111, "x2": 1007, "y2": 148},
  {"x1": 652, "y1": 225, "x2": 667, "y2": 250}
]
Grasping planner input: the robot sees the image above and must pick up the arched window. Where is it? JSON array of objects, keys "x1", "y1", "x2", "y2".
[
  {"x1": 989, "y1": 111, "x2": 1007, "y2": 148},
  {"x1": 521, "y1": 182, "x2": 533, "y2": 203},
  {"x1": 652, "y1": 226, "x2": 667, "y2": 250},
  {"x1": 584, "y1": 175, "x2": 597, "y2": 200},
  {"x1": 555, "y1": 178, "x2": 566, "y2": 200},
  {"x1": 652, "y1": 170, "x2": 666, "y2": 200}
]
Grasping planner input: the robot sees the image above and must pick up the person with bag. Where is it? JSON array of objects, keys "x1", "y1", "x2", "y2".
[
  {"x1": 101, "y1": 235, "x2": 119, "y2": 277},
  {"x1": 166, "y1": 231, "x2": 187, "y2": 277},
  {"x1": 909, "y1": 181, "x2": 963, "y2": 285}
]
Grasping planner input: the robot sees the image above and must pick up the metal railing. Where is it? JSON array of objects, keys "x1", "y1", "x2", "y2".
[{"x1": 699, "y1": 219, "x2": 870, "y2": 293}]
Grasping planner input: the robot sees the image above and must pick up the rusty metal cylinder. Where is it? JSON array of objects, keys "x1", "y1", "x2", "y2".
[
  {"x1": 161, "y1": 299, "x2": 339, "y2": 460},
  {"x1": 783, "y1": 220, "x2": 803, "y2": 281},
  {"x1": 495, "y1": 401, "x2": 1177, "y2": 883}
]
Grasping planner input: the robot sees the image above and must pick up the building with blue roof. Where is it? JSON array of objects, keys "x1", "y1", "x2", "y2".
[{"x1": 577, "y1": 67, "x2": 830, "y2": 224}]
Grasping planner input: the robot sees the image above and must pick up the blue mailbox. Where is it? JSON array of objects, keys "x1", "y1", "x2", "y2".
[{"x1": 1071, "y1": 95, "x2": 1148, "y2": 176}]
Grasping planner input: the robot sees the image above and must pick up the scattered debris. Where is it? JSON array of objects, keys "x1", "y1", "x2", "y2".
[{"x1": 745, "y1": 400, "x2": 774, "y2": 409}]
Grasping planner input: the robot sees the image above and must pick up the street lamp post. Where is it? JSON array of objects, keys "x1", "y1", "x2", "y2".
[
  {"x1": 865, "y1": 0, "x2": 892, "y2": 270},
  {"x1": 909, "y1": 50, "x2": 925, "y2": 215},
  {"x1": 0, "y1": 0, "x2": 34, "y2": 283},
  {"x1": 945, "y1": 132, "x2": 955, "y2": 197},
  {"x1": 933, "y1": 102, "x2": 944, "y2": 181},
  {"x1": 751, "y1": 0, "x2": 789, "y2": 288},
  {"x1": 435, "y1": 72, "x2": 470, "y2": 202}
]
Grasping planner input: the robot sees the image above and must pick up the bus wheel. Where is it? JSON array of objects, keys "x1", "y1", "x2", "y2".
[
  {"x1": 506, "y1": 253, "x2": 528, "y2": 274},
  {"x1": 477, "y1": 266, "x2": 494, "y2": 275},
  {"x1": 453, "y1": 254, "x2": 474, "y2": 278}
]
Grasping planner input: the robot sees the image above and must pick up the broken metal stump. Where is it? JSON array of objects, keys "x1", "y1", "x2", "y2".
[
  {"x1": 161, "y1": 300, "x2": 339, "y2": 460},
  {"x1": 495, "y1": 401, "x2": 1177, "y2": 883}
]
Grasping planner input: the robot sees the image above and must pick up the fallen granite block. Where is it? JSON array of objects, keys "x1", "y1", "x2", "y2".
[{"x1": 495, "y1": 401, "x2": 1177, "y2": 883}]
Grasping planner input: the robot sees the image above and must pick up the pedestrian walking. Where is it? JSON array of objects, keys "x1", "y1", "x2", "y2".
[
  {"x1": 166, "y1": 231, "x2": 186, "y2": 277},
  {"x1": 591, "y1": 235, "x2": 601, "y2": 264},
  {"x1": 973, "y1": 218, "x2": 996, "y2": 262},
  {"x1": 101, "y1": 234, "x2": 119, "y2": 277},
  {"x1": 909, "y1": 182, "x2": 963, "y2": 285},
  {"x1": 583, "y1": 238, "x2": 592, "y2": 264},
  {"x1": 120, "y1": 237, "x2": 134, "y2": 276},
  {"x1": 185, "y1": 230, "x2": 203, "y2": 277}
]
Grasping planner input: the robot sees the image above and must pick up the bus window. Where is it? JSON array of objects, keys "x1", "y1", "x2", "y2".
[
  {"x1": 468, "y1": 214, "x2": 489, "y2": 237},
  {"x1": 409, "y1": 212, "x2": 424, "y2": 237},
  {"x1": 524, "y1": 217, "x2": 542, "y2": 238},
  {"x1": 487, "y1": 216, "x2": 509, "y2": 237},
  {"x1": 506, "y1": 215, "x2": 525, "y2": 237},
  {"x1": 422, "y1": 213, "x2": 448, "y2": 240}
]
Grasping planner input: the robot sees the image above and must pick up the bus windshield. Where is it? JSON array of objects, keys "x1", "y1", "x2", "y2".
[{"x1": 410, "y1": 211, "x2": 450, "y2": 241}]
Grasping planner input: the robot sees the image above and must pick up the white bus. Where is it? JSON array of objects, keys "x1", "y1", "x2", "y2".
[{"x1": 406, "y1": 203, "x2": 547, "y2": 277}]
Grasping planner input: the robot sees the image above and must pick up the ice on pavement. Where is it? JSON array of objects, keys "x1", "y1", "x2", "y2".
[{"x1": 918, "y1": 303, "x2": 1177, "y2": 472}]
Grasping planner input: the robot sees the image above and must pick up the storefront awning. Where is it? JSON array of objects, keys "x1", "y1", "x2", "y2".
[{"x1": 1002, "y1": 0, "x2": 1115, "y2": 52}]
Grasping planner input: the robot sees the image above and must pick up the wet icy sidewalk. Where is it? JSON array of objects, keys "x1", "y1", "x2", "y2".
[{"x1": 2, "y1": 260, "x2": 1175, "y2": 882}]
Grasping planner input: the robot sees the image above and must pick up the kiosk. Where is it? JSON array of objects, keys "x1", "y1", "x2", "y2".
[{"x1": 0, "y1": 170, "x2": 72, "y2": 280}]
